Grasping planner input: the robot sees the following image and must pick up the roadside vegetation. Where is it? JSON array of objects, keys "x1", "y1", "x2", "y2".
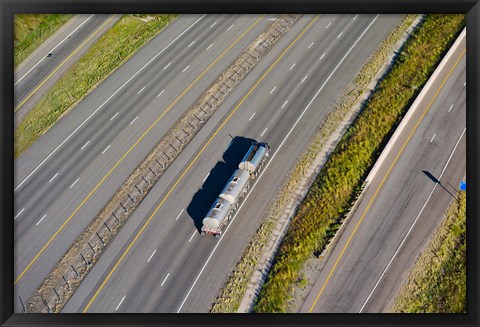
[
  {"x1": 14, "y1": 14, "x2": 73, "y2": 68},
  {"x1": 392, "y1": 191, "x2": 466, "y2": 313},
  {"x1": 253, "y1": 14, "x2": 465, "y2": 313},
  {"x1": 14, "y1": 14, "x2": 177, "y2": 158}
]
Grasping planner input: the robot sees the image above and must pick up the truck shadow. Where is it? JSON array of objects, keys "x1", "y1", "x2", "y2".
[{"x1": 187, "y1": 136, "x2": 256, "y2": 232}]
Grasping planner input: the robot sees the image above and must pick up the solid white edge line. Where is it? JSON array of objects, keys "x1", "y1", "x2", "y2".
[
  {"x1": 188, "y1": 231, "x2": 196, "y2": 243},
  {"x1": 202, "y1": 173, "x2": 210, "y2": 183},
  {"x1": 15, "y1": 14, "x2": 95, "y2": 86},
  {"x1": 36, "y1": 214, "x2": 47, "y2": 226},
  {"x1": 115, "y1": 295, "x2": 126, "y2": 311},
  {"x1": 102, "y1": 144, "x2": 111, "y2": 154},
  {"x1": 176, "y1": 15, "x2": 380, "y2": 313},
  {"x1": 69, "y1": 178, "x2": 80, "y2": 189},
  {"x1": 249, "y1": 112, "x2": 256, "y2": 121},
  {"x1": 48, "y1": 173, "x2": 59, "y2": 183},
  {"x1": 14, "y1": 208, "x2": 25, "y2": 220},
  {"x1": 147, "y1": 249, "x2": 157, "y2": 262},
  {"x1": 14, "y1": 15, "x2": 206, "y2": 193},
  {"x1": 161, "y1": 273, "x2": 170, "y2": 286},
  {"x1": 359, "y1": 127, "x2": 466, "y2": 313},
  {"x1": 175, "y1": 209, "x2": 185, "y2": 221}
]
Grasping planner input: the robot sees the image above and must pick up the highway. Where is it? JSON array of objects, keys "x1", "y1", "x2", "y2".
[
  {"x1": 301, "y1": 32, "x2": 466, "y2": 313},
  {"x1": 13, "y1": 14, "x2": 277, "y2": 312},
  {"x1": 14, "y1": 14, "x2": 120, "y2": 127},
  {"x1": 57, "y1": 14, "x2": 405, "y2": 312}
]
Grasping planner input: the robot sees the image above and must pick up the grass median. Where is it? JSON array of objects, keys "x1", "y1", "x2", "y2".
[
  {"x1": 391, "y1": 191, "x2": 466, "y2": 313},
  {"x1": 15, "y1": 14, "x2": 74, "y2": 68},
  {"x1": 253, "y1": 14, "x2": 465, "y2": 313},
  {"x1": 15, "y1": 14, "x2": 177, "y2": 158}
]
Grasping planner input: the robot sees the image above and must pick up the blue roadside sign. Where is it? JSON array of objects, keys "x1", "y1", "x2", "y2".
[{"x1": 459, "y1": 180, "x2": 466, "y2": 191}]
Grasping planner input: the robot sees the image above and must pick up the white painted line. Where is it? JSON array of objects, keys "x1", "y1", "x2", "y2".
[
  {"x1": 206, "y1": 43, "x2": 213, "y2": 50},
  {"x1": 227, "y1": 24, "x2": 234, "y2": 31},
  {"x1": 353, "y1": 14, "x2": 358, "y2": 20},
  {"x1": 110, "y1": 112, "x2": 119, "y2": 121},
  {"x1": 290, "y1": 63, "x2": 296, "y2": 70},
  {"x1": 448, "y1": 104, "x2": 454, "y2": 112},
  {"x1": 308, "y1": 42, "x2": 314, "y2": 49},
  {"x1": 164, "y1": 62, "x2": 171, "y2": 70},
  {"x1": 188, "y1": 231, "x2": 196, "y2": 243},
  {"x1": 48, "y1": 173, "x2": 59, "y2": 183},
  {"x1": 14, "y1": 15, "x2": 206, "y2": 193},
  {"x1": 463, "y1": 82, "x2": 466, "y2": 87},
  {"x1": 203, "y1": 173, "x2": 210, "y2": 183},
  {"x1": 175, "y1": 209, "x2": 184, "y2": 221},
  {"x1": 102, "y1": 144, "x2": 111, "y2": 154},
  {"x1": 261, "y1": 128, "x2": 268, "y2": 136},
  {"x1": 147, "y1": 249, "x2": 157, "y2": 263},
  {"x1": 161, "y1": 273, "x2": 170, "y2": 286},
  {"x1": 270, "y1": 86, "x2": 276, "y2": 94},
  {"x1": 430, "y1": 133, "x2": 436, "y2": 143},
  {"x1": 15, "y1": 14, "x2": 95, "y2": 86},
  {"x1": 249, "y1": 112, "x2": 256, "y2": 121},
  {"x1": 177, "y1": 15, "x2": 381, "y2": 313},
  {"x1": 182, "y1": 65, "x2": 190, "y2": 73},
  {"x1": 281, "y1": 100, "x2": 288, "y2": 109},
  {"x1": 14, "y1": 208, "x2": 25, "y2": 220},
  {"x1": 337, "y1": 32, "x2": 343, "y2": 39},
  {"x1": 326, "y1": 22, "x2": 332, "y2": 29},
  {"x1": 188, "y1": 40, "x2": 195, "y2": 47},
  {"x1": 69, "y1": 178, "x2": 80, "y2": 189},
  {"x1": 138, "y1": 86, "x2": 146, "y2": 94},
  {"x1": 320, "y1": 52, "x2": 326, "y2": 60},
  {"x1": 36, "y1": 214, "x2": 47, "y2": 226},
  {"x1": 210, "y1": 22, "x2": 217, "y2": 28},
  {"x1": 157, "y1": 89, "x2": 165, "y2": 97},
  {"x1": 359, "y1": 127, "x2": 466, "y2": 313},
  {"x1": 115, "y1": 296, "x2": 126, "y2": 311},
  {"x1": 81, "y1": 140, "x2": 90, "y2": 150},
  {"x1": 301, "y1": 75, "x2": 308, "y2": 84},
  {"x1": 130, "y1": 116, "x2": 138, "y2": 125}
]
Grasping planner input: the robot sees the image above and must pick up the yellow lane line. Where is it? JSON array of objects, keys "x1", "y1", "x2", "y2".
[
  {"x1": 82, "y1": 15, "x2": 320, "y2": 313},
  {"x1": 14, "y1": 15, "x2": 116, "y2": 112},
  {"x1": 308, "y1": 47, "x2": 466, "y2": 313},
  {"x1": 14, "y1": 16, "x2": 265, "y2": 285}
]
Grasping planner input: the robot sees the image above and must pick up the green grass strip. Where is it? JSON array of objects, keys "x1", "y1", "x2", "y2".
[
  {"x1": 15, "y1": 14, "x2": 177, "y2": 158},
  {"x1": 15, "y1": 14, "x2": 74, "y2": 68},
  {"x1": 253, "y1": 14, "x2": 465, "y2": 313},
  {"x1": 392, "y1": 191, "x2": 466, "y2": 313}
]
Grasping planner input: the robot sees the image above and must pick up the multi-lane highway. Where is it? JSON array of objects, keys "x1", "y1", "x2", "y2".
[
  {"x1": 14, "y1": 14, "x2": 120, "y2": 127},
  {"x1": 48, "y1": 14, "x2": 405, "y2": 312},
  {"x1": 301, "y1": 31, "x2": 466, "y2": 313},
  {"x1": 13, "y1": 14, "x2": 278, "y2": 312}
]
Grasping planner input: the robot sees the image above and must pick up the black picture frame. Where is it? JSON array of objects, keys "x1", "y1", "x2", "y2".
[{"x1": 1, "y1": 0, "x2": 478, "y2": 326}]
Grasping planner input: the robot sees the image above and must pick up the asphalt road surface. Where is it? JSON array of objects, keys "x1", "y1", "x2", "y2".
[
  {"x1": 14, "y1": 14, "x2": 120, "y2": 127},
  {"x1": 301, "y1": 33, "x2": 466, "y2": 313},
  {"x1": 13, "y1": 14, "x2": 277, "y2": 312},
  {"x1": 58, "y1": 14, "x2": 404, "y2": 313}
]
